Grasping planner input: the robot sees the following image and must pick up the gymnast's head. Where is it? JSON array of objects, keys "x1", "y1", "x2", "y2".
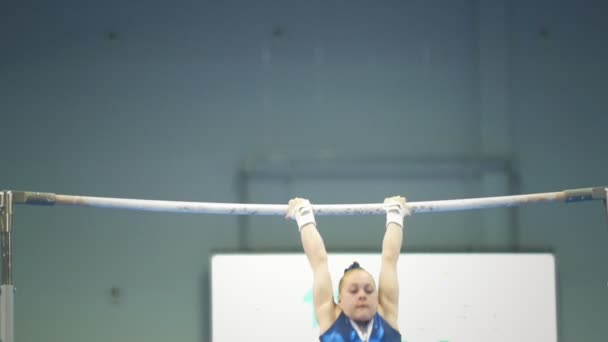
[{"x1": 337, "y1": 261, "x2": 378, "y2": 322}]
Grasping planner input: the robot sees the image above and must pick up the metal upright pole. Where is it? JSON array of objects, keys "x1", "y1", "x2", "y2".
[
  {"x1": 0, "y1": 191, "x2": 14, "y2": 342},
  {"x1": 604, "y1": 188, "x2": 608, "y2": 227}
]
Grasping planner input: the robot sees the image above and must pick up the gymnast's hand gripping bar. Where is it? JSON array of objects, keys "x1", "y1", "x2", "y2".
[{"x1": 6, "y1": 186, "x2": 607, "y2": 215}]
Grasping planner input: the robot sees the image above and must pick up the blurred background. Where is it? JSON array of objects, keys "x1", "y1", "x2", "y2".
[{"x1": 1, "y1": 0, "x2": 607, "y2": 341}]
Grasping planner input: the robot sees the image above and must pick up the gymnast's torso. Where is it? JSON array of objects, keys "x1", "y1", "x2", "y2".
[{"x1": 319, "y1": 311, "x2": 401, "y2": 342}]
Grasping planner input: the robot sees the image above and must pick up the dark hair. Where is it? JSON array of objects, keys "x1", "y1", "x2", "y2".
[
  {"x1": 338, "y1": 261, "x2": 366, "y2": 295},
  {"x1": 344, "y1": 261, "x2": 363, "y2": 274}
]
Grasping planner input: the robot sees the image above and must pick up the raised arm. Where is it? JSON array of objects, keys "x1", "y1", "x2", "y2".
[
  {"x1": 378, "y1": 196, "x2": 409, "y2": 330},
  {"x1": 287, "y1": 198, "x2": 337, "y2": 333}
]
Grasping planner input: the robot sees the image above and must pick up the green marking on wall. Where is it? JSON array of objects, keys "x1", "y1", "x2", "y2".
[{"x1": 303, "y1": 288, "x2": 339, "y2": 329}]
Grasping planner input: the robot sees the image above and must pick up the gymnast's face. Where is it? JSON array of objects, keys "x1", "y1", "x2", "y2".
[{"x1": 338, "y1": 269, "x2": 378, "y2": 322}]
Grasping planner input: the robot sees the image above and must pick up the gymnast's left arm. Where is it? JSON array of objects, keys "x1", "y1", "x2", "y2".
[{"x1": 378, "y1": 196, "x2": 409, "y2": 330}]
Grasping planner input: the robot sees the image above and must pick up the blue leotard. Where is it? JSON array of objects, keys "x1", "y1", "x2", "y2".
[{"x1": 319, "y1": 311, "x2": 401, "y2": 342}]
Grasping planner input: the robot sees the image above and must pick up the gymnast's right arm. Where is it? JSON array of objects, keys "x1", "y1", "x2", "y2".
[{"x1": 287, "y1": 198, "x2": 338, "y2": 333}]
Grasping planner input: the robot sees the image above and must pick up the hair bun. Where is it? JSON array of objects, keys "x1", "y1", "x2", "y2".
[{"x1": 344, "y1": 261, "x2": 362, "y2": 273}]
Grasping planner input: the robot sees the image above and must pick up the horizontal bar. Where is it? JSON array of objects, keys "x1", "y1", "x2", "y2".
[
  {"x1": 7, "y1": 187, "x2": 606, "y2": 216},
  {"x1": 10, "y1": 191, "x2": 55, "y2": 206}
]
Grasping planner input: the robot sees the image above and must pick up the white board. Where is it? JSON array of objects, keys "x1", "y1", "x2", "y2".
[{"x1": 211, "y1": 253, "x2": 557, "y2": 342}]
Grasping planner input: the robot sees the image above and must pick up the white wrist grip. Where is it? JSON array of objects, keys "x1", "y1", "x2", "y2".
[
  {"x1": 385, "y1": 208, "x2": 404, "y2": 228},
  {"x1": 383, "y1": 197, "x2": 410, "y2": 228},
  {"x1": 296, "y1": 208, "x2": 317, "y2": 231},
  {"x1": 295, "y1": 207, "x2": 316, "y2": 231}
]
